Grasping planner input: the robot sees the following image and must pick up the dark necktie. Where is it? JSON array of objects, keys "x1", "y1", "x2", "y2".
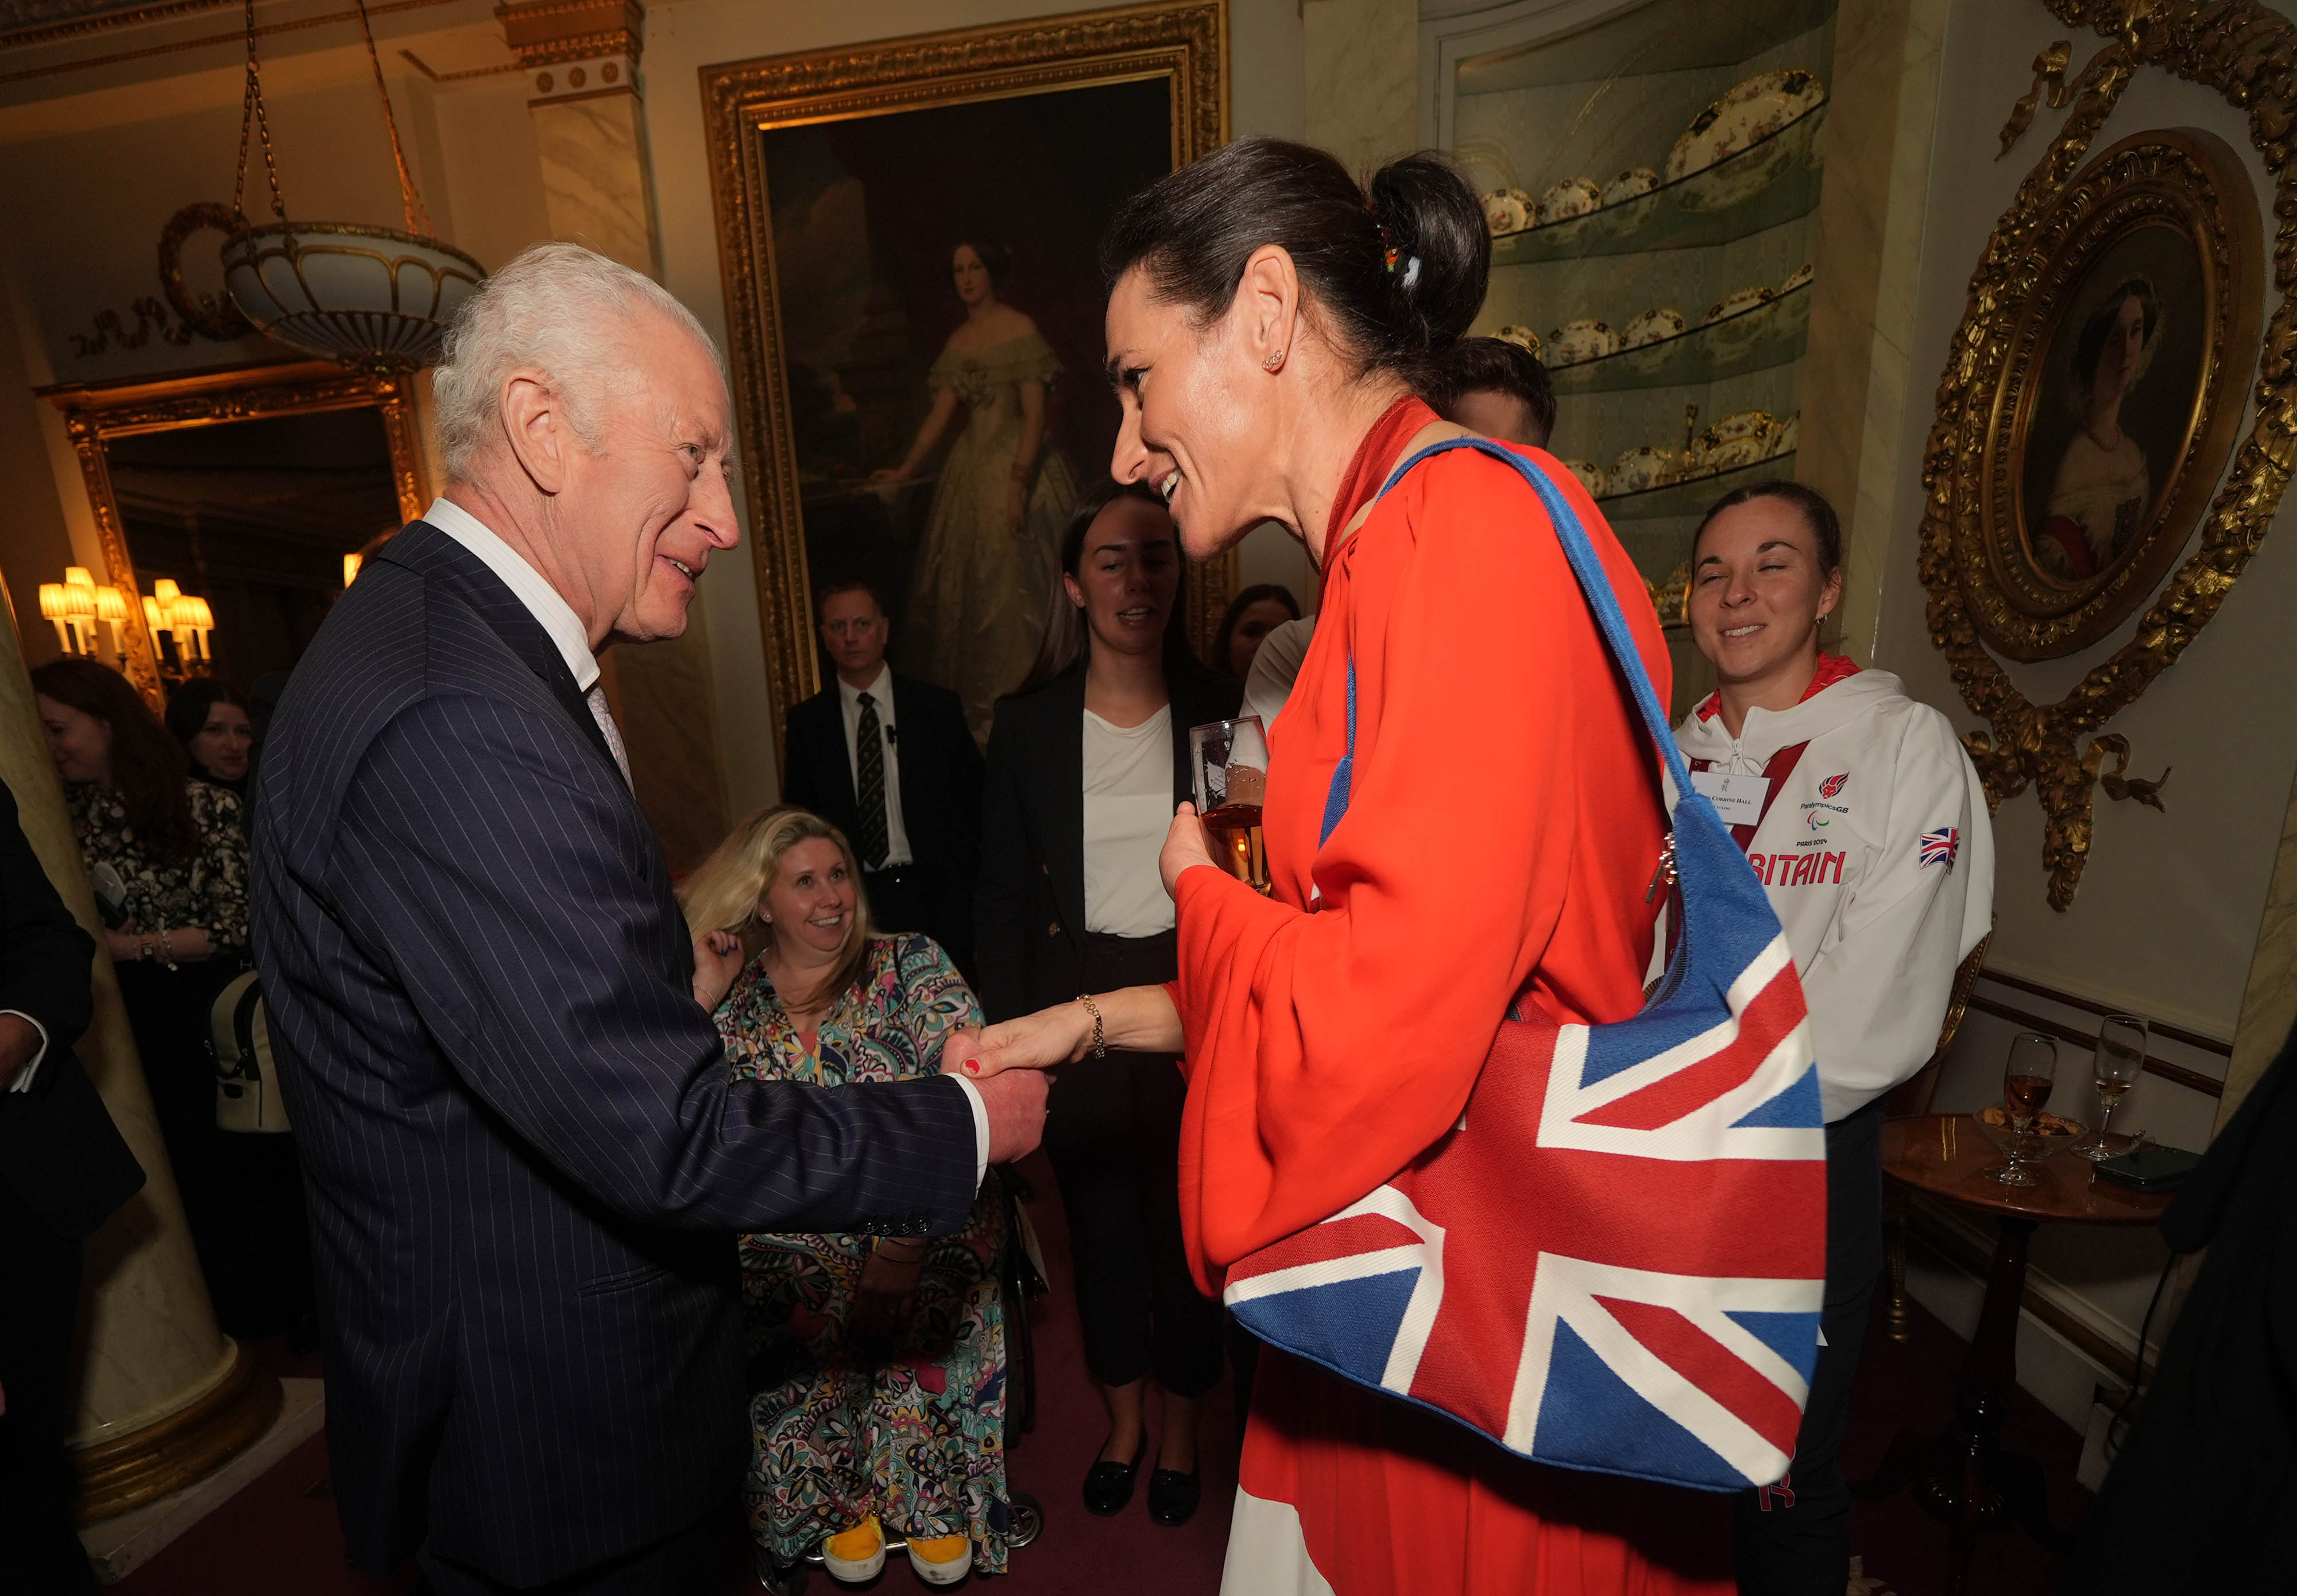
[{"x1": 854, "y1": 691, "x2": 889, "y2": 868}]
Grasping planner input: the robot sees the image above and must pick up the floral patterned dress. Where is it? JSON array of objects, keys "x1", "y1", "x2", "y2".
[
  {"x1": 62, "y1": 778, "x2": 249, "y2": 949},
  {"x1": 716, "y1": 934, "x2": 1010, "y2": 1571}
]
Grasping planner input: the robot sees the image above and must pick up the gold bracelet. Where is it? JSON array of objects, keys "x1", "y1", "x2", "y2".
[
  {"x1": 138, "y1": 934, "x2": 156, "y2": 963},
  {"x1": 1076, "y1": 993, "x2": 1108, "y2": 1060},
  {"x1": 158, "y1": 928, "x2": 177, "y2": 969}
]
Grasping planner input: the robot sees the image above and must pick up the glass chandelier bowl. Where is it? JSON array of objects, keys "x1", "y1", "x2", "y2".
[{"x1": 222, "y1": 222, "x2": 483, "y2": 372}]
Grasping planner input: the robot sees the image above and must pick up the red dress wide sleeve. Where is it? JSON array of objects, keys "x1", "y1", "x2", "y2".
[{"x1": 1174, "y1": 443, "x2": 1671, "y2": 1291}]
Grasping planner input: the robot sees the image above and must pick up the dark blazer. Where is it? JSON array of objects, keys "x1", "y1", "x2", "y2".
[
  {"x1": 0, "y1": 781, "x2": 143, "y2": 1241},
  {"x1": 782, "y1": 671, "x2": 982, "y2": 961},
  {"x1": 250, "y1": 522, "x2": 980, "y2": 1585},
  {"x1": 975, "y1": 661, "x2": 1241, "y2": 1022}
]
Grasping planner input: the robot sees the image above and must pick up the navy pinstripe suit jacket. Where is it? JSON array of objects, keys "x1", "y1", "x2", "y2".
[{"x1": 250, "y1": 522, "x2": 979, "y2": 1583}]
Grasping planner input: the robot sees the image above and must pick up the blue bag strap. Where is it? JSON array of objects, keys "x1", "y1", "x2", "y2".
[{"x1": 1320, "y1": 438, "x2": 1693, "y2": 846}]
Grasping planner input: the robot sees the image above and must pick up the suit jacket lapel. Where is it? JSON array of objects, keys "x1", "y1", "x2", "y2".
[
  {"x1": 376, "y1": 523, "x2": 624, "y2": 781},
  {"x1": 1046, "y1": 669, "x2": 1088, "y2": 944}
]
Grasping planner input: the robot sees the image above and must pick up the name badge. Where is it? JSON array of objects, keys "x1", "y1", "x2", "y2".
[{"x1": 1690, "y1": 768, "x2": 1768, "y2": 827}]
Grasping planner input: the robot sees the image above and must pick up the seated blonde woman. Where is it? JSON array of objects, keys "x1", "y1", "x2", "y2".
[{"x1": 682, "y1": 806, "x2": 1008, "y2": 1587}]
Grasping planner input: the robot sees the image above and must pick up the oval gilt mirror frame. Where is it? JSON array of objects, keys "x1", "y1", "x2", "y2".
[{"x1": 1919, "y1": 0, "x2": 2297, "y2": 909}]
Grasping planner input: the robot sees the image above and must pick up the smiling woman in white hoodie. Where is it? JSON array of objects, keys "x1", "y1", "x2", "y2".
[{"x1": 1673, "y1": 480, "x2": 1993, "y2": 1596}]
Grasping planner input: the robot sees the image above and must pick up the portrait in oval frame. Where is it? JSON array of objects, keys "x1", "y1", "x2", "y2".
[{"x1": 1962, "y1": 126, "x2": 2260, "y2": 662}]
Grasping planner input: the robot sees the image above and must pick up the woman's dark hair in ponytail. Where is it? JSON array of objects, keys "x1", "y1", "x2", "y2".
[{"x1": 1101, "y1": 136, "x2": 1488, "y2": 383}]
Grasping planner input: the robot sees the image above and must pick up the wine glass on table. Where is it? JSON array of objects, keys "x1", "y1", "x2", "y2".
[
  {"x1": 2072, "y1": 1013, "x2": 2147, "y2": 1161},
  {"x1": 1987, "y1": 1031, "x2": 2058, "y2": 1187},
  {"x1": 1189, "y1": 717, "x2": 1272, "y2": 896}
]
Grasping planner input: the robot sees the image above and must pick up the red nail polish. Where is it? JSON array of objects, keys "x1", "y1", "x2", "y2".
[{"x1": 964, "y1": 1059, "x2": 980, "y2": 1074}]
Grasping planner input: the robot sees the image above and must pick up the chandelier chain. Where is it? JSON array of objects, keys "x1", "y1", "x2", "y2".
[
  {"x1": 233, "y1": 0, "x2": 287, "y2": 223},
  {"x1": 354, "y1": 0, "x2": 431, "y2": 238}
]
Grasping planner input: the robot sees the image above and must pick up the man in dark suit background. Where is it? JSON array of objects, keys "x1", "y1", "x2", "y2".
[
  {"x1": 0, "y1": 780, "x2": 145, "y2": 1596},
  {"x1": 780, "y1": 579, "x2": 982, "y2": 969},
  {"x1": 251, "y1": 243, "x2": 1045, "y2": 1595}
]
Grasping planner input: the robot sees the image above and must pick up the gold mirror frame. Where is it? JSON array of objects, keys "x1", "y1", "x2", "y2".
[
  {"x1": 1919, "y1": 0, "x2": 2297, "y2": 909},
  {"x1": 701, "y1": 2, "x2": 1231, "y2": 742},
  {"x1": 38, "y1": 359, "x2": 428, "y2": 708}
]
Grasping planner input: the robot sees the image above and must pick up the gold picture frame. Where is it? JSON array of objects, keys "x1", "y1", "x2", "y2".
[
  {"x1": 1920, "y1": 0, "x2": 2297, "y2": 909},
  {"x1": 40, "y1": 359, "x2": 429, "y2": 707},
  {"x1": 701, "y1": 2, "x2": 1231, "y2": 745}
]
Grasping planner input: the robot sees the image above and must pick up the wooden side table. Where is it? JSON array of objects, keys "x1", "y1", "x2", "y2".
[{"x1": 1861, "y1": 1114, "x2": 2170, "y2": 1594}]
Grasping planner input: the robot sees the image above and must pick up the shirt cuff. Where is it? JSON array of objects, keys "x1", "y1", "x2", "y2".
[
  {"x1": 3, "y1": 1009, "x2": 51, "y2": 1094},
  {"x1": 950, "y1": 1072, "x2": 991, "y2": 1189}
]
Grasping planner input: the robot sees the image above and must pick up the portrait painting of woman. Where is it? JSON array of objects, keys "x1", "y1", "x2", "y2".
[
  {"x1": 2032, "y1": 274, "x2": 2160, "y2": 581},
  {"x1": 874, "y1": 240, "x2": 1079, "y2": 744},
  {"x1": 2018, "y1": 224, "x2": 2210, "y2": 591},
  {"x1": 749, "y1": 78, "x2": 1174, "y2": 742}
]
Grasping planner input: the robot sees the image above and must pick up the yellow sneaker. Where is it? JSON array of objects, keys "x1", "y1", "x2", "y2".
[
  {"x1": 821, "y1": 1515, "x2": 887, "y2": 1584},
  {"x1": 905, "y1": 1530, "x2": 973, "y2": 1586}
]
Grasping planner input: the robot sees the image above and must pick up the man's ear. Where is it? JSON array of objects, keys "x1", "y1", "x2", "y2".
[{"x1": 498, "y1": 371, "x2": 570, "y2": 495}]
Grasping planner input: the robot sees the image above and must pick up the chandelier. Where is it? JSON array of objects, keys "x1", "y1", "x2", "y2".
[{"x1": 219, "y1": 0, "x2": 482, "y2": 372}]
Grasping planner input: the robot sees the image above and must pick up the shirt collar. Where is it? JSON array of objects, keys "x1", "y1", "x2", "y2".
[
  {"x1": 836, "y1": 663, "x2": 892, "y2": 711},
  {"x1": 424, "y1": 496, "x2": 600, "y2": 692}
]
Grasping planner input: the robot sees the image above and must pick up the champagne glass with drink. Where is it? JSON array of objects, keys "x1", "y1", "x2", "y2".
[
  {"x1": 2073, "y1": 1013, "x2": 2147, "y2": 1161},
  {"x1": 1988, "y1": 1031, "x2": 2058, "y2": 1187},
  {"x1": 1190, "y1": 717, "x2": 1271, "y2": 896}
]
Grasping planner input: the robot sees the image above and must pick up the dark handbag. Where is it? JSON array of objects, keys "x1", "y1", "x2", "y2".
[{"x1": 1222, "y1": 438, "x2": 1829, "y2": 1492}]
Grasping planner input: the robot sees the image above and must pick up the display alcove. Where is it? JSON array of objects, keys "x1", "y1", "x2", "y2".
[{"x1": 1441, "y1": 0, "x2": 1839, "y2": 714}]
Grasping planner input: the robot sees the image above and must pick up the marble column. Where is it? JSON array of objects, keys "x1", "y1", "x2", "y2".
[
  {"x1": 1302, "y1": 0, "x2": 1419, "y2": 173},
  {"x1": 0, "y1": 590, "x2": 277, "y2": 1521},
  {"x1": 500, "y1": 0, "x2": 730, "y2": 868},
  {"x1": 1799, "y1": 0, "x2": 1952, "y2": 662}
]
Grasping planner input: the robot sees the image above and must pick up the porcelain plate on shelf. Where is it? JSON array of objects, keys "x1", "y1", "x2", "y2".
[
  {"x1": 1621, "y1": 307, "x2": 1687, "y2": 350},
  {"x1": 1538, "y1": 177, "x2": 1603, "y2": 225},
  {"x1": 1666, "y1": 70, "x2": 1827, "y2": 183},
  {"x1": 1547, "y1": 318, "x2": 1618, "y2": 366}
]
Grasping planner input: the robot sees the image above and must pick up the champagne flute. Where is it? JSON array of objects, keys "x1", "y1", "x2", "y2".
[
  {"x1": 1988, "y1": 1031, "x2": 2058, "y2": 1187},
  {"x1": 2074, "y1": 1014, "x2": 2147, "y2": 1161},
  {"x1": 1190, "y1": 717, "x2": 1272, "y2": 895}
]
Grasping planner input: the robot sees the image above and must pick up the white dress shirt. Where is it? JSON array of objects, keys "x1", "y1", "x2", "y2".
[
  {"x1": 837, "y1": 664, "x2": 913, "y2": 867},
  {"x1": 4, "y1": 1009, "x2": 49, "y2": 1093},
  {"x1": 1082, "y1": 706, "x2": 1177, "y2": 938},
  {"x1": 424, "y1": 497, "x2": 989, "y2": 1180}
]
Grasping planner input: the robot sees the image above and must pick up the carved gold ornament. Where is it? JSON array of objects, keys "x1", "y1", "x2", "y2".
[
  {"x1": 701, "y1": 2, "x2": 1229, "y2": 744},
  {"x1": 1918, "y1": 0, "x2": 2294, "y2": 910}
]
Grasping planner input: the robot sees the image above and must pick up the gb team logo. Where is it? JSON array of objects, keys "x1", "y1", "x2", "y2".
[{"x1": 1818, "y1": 773, "x2": 1848, "y2": 799}]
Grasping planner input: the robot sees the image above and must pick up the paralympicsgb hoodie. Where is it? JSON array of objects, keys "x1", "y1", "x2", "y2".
[{"x1": 1673, "y1": 663, "x2": 1995, "y2": 1123}]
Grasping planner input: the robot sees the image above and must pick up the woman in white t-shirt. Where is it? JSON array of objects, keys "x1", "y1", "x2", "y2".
[
  {"x1": 1673, "y1": 479, "x2": 1992, "y2": 1596},
  {"x1": 976, "y1": 479, "x2": 1239, "y2": 1528}
]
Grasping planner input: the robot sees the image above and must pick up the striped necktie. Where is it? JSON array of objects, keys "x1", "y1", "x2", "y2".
[
  {"x1": 853, "y1": 691, "x2": 889, "y2": 868},
  {"x1": 584, "y1": 684, "x2": 633, "y2": 788}
]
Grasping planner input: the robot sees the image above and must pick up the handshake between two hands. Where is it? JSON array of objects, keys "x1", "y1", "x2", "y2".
[{"x1": 939, "y1": 1000, "x2": 1099, "y2": 1167}]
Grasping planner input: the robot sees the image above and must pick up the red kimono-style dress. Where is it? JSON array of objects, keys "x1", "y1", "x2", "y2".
[{"x1": 1174, "y1": 400, "x2": 1735, "y2": 1595}]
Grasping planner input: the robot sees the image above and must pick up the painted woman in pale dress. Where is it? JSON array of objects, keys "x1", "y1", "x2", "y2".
[
  {"x1": 873, "y1": 240, "x2": 1077, "y2": 744},
  {"x1": 2033, "y1": 274, "x2": 2160, "y2": 582}
]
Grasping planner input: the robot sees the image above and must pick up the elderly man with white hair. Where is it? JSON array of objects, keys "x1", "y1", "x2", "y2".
[{"x1": 250, "y1": 242, "x2": 1047, "y2": 1596}]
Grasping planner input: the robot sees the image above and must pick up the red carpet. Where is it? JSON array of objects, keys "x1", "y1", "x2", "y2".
[{"x1": 112, "y1": 1156, "x2": 2087, "y2": 1594}]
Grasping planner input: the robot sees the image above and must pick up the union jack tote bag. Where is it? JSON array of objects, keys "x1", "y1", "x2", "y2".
[{"x1": 1222, "y1": 438, "x2": 1828, "y2": 1493}]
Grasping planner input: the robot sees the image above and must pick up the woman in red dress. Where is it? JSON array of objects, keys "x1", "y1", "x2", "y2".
[{"x1": 952, "y1": 138, "x2": 1733, "y2": 1594}]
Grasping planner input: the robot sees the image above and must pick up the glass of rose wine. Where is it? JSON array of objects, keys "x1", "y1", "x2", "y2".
[
  {"x1": 1989, "y1": 1031, "x2": 2058, "y2": 1187},
  {"x1": 1190, "y1": 717, "x2": 1272, "y2": 896},
  {"x1": 2073, "y1": 1014, "x2": 2147, "y2": 1161}
]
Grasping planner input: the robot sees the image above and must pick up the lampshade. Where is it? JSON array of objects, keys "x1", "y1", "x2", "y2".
[
  {"x1": 38, "y1": 583, "x2": 66, "y2": 620},
  {"x1": 153, "y1": 578, "x2": 181, "y2": 605},
  {"x1": 343, "y1": 552, "x2": 363, "y2": 587},
  {"x1": 177, "y1": 596, "x2": 215, "y2": 630},
  {"x1": 143, "y1": 595, "x2": 165, "y2": 633},
  {"x1": 61, "y1": 583, "x2": 95, "y2": 618},
  {"x1": 222, "y1": 223, "x2": 484, "y2": 371},
  {"x1": 95, "y1": 585, "x2": 129, "y2": 622}
]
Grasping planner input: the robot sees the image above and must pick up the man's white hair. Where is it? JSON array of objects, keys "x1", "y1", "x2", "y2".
[{"x1": 432, "y1": 241, "x2": 721, "y2": 481}]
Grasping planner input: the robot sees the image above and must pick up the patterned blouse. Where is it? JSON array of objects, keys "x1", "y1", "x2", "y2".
[{"x1": 63, "y1": 778, "x2": 249, "y2": 950}]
